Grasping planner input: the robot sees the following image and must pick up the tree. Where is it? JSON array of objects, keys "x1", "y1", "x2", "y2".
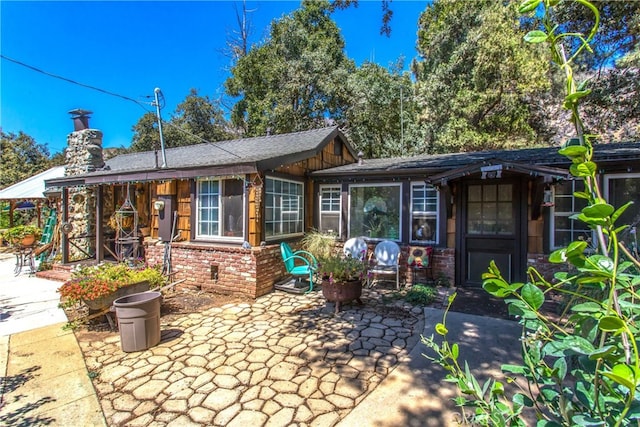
[
  {"x1": 344, "y1": 61, "x2": 420, "y2": 158},
  {"x1": 130, "y1": 89, "x2": 231, "y2": 152},
  {"x1": 0, "y1": 131, "x2": 51, "y2": 189},
  {"x1": 225, "y1": 0, "x2": 356, "y2": 136},
  {"x1": 412, "y1": 0, "x2": 550, "y2": 153}
]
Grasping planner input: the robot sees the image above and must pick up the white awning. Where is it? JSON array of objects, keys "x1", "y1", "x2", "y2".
[{"x1": 0, "y1": 166, "x2": 65, "y2": 200}]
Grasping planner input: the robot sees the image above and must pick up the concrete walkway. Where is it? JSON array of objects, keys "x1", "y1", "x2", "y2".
[
  {"x1": 0, "y1": 254, "x2": 106, "y2": 425},
  {"x1": 0, "y1": 253, "x2": 526, "y2": 426}
]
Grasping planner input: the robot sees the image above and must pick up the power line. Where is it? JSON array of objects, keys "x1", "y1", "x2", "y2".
[
  {"x1": 2, "y1": 54, "x2": 241, "y2": 159},
  {"x1": 1, "y1": 54, "x2": 152, "y2": 111}
]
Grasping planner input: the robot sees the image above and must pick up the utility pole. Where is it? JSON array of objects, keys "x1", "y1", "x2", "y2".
[{"x1": 153, "y1": 88, "x2": 168, "y2": 169}]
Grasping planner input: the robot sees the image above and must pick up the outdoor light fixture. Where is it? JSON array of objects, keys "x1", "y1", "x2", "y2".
[
  {"x1": 153, "y1": 200, "x2": 165, "y2": 211},
  {"x1": 543, "y1": 187, "x2": 554, "y2": 207},
  {"x1": 480, "y1": 164, "x2": 502, "y2": 179}
]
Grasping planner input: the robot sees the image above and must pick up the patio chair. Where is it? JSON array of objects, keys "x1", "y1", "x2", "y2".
[
  {"x1": 367, "y1": 240, "x2": 401, "y2": 289},
  {"x1": 343, "y1": 237, "x2": 368, "y2": 261},
  {"x1": 280, "y1": 242, "x2": 318, "y2": 292}
]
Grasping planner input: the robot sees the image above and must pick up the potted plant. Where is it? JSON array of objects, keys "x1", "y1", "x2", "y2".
[
  {"x1": 317, "y1": 252, "x2": 368, "y2": 313},
  {"x1": 58, "y1": 262, "x2": 165, "y2": 311},
  {"x1": 1, "y1": 225, "x2": 42, "y2": 246}
]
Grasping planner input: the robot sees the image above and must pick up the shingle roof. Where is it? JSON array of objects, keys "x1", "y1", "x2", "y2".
[
  {"x1": 47, "y1": 126, "x2": 351, "y2": 187},
  {"x1": 100, "y1": 126, "x2": 345, "y2": 175},
  {"x1": 312, "y1": 142, "x2": 640, "y2": 177}
]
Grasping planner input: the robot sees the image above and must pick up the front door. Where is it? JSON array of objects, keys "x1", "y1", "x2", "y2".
[{"x1": 458, "y1": 179, "x2": 526, "y2": 287}]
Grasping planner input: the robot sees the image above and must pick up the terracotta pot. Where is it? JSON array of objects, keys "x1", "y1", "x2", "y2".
[
  {"x1": 321, "y1": 278, "x2": 363, "y2": 313},
  {"x1": 20, "y1": 235, "x2": 36, "y2": 247}
]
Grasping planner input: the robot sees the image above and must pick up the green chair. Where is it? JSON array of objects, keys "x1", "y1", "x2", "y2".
[{"x1": 280, "y1": 242, "x2": 318, "y2": 292}]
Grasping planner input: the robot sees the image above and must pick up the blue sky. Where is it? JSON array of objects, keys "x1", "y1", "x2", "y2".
[{"x1": 1, "y1": 1, "x2": 427, "y2": 155}]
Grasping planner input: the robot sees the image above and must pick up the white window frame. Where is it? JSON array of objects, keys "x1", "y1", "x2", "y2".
[
  {"x1": 318, "y1": 184, "x2": 342, "y2": 237},
  {"x1": 195, "y1": 177, "x2": 245, "y2": 242},
  {"x1": 550, "y1": 180, "x2": 593, "y2": 250},
  {"x1": 265, "y1": 176, "x2": 304, "y2": 240},
  {"x1": 410, "y1": 182, "x2": 439, "y2": 244},
  {"x1": 348, "y1": 182, "x2": 402, "y2": 241},
  {"x1": 604, "y1": 172, "x2": 640, "y2": 251}
]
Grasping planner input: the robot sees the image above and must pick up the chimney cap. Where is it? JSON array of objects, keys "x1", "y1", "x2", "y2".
[{"x1": 68, "y1": 109, "x2": 93, "y2": 117}]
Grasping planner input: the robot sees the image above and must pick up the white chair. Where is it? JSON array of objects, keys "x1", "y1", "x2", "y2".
[
  {"x1": 343, "y1": 237, "x2": 368, "y2": 261},
  {"x1": 367, "y1": 240, "x2": 401, "y2": 289}
]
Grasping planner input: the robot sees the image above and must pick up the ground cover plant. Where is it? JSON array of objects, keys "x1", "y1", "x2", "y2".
[{"x1": 423, "y1": 1, "x2": 640, "y2": 425}]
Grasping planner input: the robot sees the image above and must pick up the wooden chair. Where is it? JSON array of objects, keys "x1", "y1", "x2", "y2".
[
  {"x1": 279, "y1": 242, "x2": 318, "y2": 292},
  {"x1": 367, "y1": 240, "x2": 401, "y2": 289}
]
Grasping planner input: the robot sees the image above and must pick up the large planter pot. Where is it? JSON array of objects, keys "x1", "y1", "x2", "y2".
[
  {"x1": 321, "y1": 278, "x2": 363, "y2": 313},
  {"x1": 20, "y1": 235, "x2": 37, "y2": 247},
  {"x1": 84, "y1": 280, "x2": 150, "y2": 311}
]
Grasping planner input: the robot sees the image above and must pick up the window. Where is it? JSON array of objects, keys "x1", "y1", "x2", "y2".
[
  {"x1": 319, "y1": 185, "x2": 341, "y2": 236},
  {"x1": 196, "y1": 178, "x2": 244, "y2": 240},
  {"x1": 551, "y1": 180, "x2": 592, "y2": 249},
  {"x1": 605, "y1": 173, "x2": 640, "y2": 255},
  {"x1": 411, "y1": 183, "x2": 438, "y2": 243},
  {"x1": 467, "y1": 183, "x2": 514, "y2": 236},
  {"x1": 349, "y1": 184, "x2": 401, "y2": 240},
  {"x1": 265, "y1": 177, "x2": 304, "y2": 239}
]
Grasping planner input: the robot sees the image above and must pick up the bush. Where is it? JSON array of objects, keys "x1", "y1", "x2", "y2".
[{"x1": 405, "y1": 284, "x2": 437, "y2": 305}]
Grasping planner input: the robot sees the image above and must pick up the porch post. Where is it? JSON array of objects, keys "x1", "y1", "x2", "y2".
[
  {"x1": 61, "y1": 187, "x2": 69, "y2": 264},
  {"x1": 95, "y1": 185, "x2": 104, "y2": 262}
]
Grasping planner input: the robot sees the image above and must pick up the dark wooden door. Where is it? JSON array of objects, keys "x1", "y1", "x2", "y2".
[{"x1": 458, "y1": 179, "x2": 526, "y2": 287}]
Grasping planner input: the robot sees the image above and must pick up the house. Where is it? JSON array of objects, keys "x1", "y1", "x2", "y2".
[
  {"x1": 46, "y1": 111, "x2": 640, "y2": 296},
  {"x1": 312, "y1": 142, "x2": 640, "y2": 287},
  {"x1": 46, "y1": 118, "x2": 357, "y2": 298}
]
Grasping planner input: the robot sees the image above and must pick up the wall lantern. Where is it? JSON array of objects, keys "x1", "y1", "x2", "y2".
[
  {"x1": 542, "y1": 187, "x2": 554, "y2": 207},
  {"x1": 153, "y1": 200, "x2": 165, "y2": 211},
  {"x1": 480, "y1": 164, "x2": 502, "y2": 179}
]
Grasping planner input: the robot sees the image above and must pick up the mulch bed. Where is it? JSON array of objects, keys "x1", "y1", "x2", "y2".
[{"x1": 449, "y1": 287, "x2": 562, "y2": 321}]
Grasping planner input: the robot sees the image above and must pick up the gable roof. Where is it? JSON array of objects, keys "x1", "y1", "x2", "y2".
[
  {"x1": 47, "y1": 126, "x2": 352, "y2": 187},
  {"x1": 312, "y1": 142, "x2": 640, "y2": 178},
  {"x1": 0, "y1": 166, "x2": 65, "y2": 200}
]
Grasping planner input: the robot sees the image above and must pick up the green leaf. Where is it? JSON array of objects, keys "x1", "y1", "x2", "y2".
[
  {"x1": 521, "y1": 283, "x2": 544, "y2": 310},
  {"x1": 435, "y1": 323, "x2": 448, "y2": 336},
  {"x1": 598, "y1": 316, "x2": 625, "y2": 333},
  {"x1": 570, "y1": 301, "x2": 603, "y2": 313},
  {"x1": 452, "y1": 343, "x2": 459, "y2": 360},
  {"x1": 601, "y1": 363, "x2": 637, "y2": 390},
  {"x1": 564, "y1": 90, "x2": 592, "y2": 104},
  {"x1": 518, "y1": 0, "x2": 541, "y2": 14},
  {"x1": 571, "y1": 415, "x2": 606, "y2": 426},
  {"x1": 512, "y1": 392, "x2": 534, "y2": 407},
  {"x1": 502, "y1": 364, "x2": 526, "y2": 375},
  {"x1": 544, "y1": 336, "x2": 595, "y2": 357},
  {"x1": 491, "y1": 381, "x2": 504, "y2": 396},
  {"x1": 524, "y1": 30, "x2": 548, "y2": 43},
  {"x1": 553, "y1": 357, "x2": 567, "y2": 381},
  {"x1": 588, "y1": 345, "x2": 616, "y2": 360},
  {"x1": 573, "y1": 191, "x2": 590, "y2": 200},
  {"x1": 570, "y1": 161, "x2": 596, "y2": 177},
  {"x1": 483, "y1": 279, "x2": 511, "y2": 297},
  {"x1": 559, "y1": 145, "x2": 587, "y2": 158},
  {"x1": 611, "y1": 201, "x2": 633, "y2": 224},
  {"x1": 582, "y1": 203, "x2": 614, "y2": 219}
]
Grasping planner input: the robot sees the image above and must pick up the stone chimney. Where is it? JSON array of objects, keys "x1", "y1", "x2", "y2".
[{"x1": 64, "y1": 109, "x2": 106, "y2": 259}]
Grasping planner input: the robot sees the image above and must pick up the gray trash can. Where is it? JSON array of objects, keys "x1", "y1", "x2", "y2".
[{"x1": 113, "y1": 291, "x2": 162, "y2": 352}]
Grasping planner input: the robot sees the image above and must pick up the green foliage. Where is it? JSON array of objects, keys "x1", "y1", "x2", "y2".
[
  {"x1": 1, "y1": 225, "x2": 42, "y2": 243},
  {"x1": 130, "y1": 89, "x2": 231, "y2": 152},
  {"x1": 58, "y1": 263, "x2": 165, "y2": 308},
  {"x1": 404, "y1": 284, "x2": 437, "y2": 306},
  {"x1": 423, "y1": 1, "x2": 639, "y2": 425},
  {"x1": 0, "y1": 131, "x2": 51, "y2": 189},
  {"x1": 225, "y1": 0, "x2": 355, "y2": 136},
  {"x1": 344, "y1": 61, "x2": 421, "y2": 158},
  {"x1": 412, "y1": 0, "x2": 550, "y2": 153},
  {"x1": 317, "y1": 253, "x2": 367, "y2": 284}
]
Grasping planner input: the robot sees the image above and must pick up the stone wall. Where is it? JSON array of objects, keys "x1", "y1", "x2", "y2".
[{"x1": 65, "y1": 129, "x2": 104, "y2": 260}]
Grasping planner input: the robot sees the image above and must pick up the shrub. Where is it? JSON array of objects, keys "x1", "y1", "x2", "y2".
[{"x1": 405, "y1": 284, "x2": 437, "y2": 306}]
